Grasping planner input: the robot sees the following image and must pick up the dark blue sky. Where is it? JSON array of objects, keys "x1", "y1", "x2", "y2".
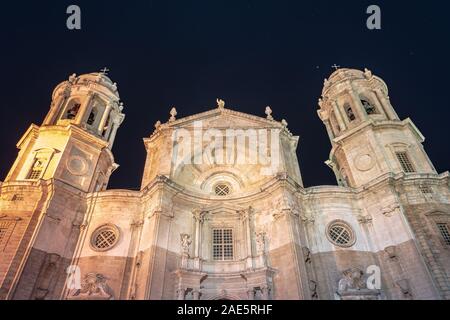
[{"x1": 0, "y1": 1, "x2": 449, "y2": 189}]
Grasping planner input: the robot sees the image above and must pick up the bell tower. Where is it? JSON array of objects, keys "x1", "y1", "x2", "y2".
[
  {"x1": 317, "y1": 68, "x2": 436, "y2": 187},
  {"x1": 4, "y1": 70, "x2": 125, "y2": 192}
]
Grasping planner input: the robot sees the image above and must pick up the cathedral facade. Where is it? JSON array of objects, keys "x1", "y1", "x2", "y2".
[{"x1": 0, "y1": 68, "x2": 449, "y2": 300}]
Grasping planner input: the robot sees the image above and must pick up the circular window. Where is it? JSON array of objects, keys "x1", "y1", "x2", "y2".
[
  {"x1": 214, "y1": 183, "x2": 231, "y2": 196},
  {"x1": 90, "y1": 224, "x2": 120, "y2": 252},
  {"x1": 67, "y1": 156, "x2": 89, "y2": 176},
  {"x1": 326, "y1": 221, "x2": 355, "y2": 247}
]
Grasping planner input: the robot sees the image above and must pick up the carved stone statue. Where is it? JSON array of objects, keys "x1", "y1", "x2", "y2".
[
  {"x1": 169, "y1": 107, "x2": 177, "y2": 122},
  {"x1": 180, "y1": 233, "x2": 192, "y2": 255},
  {"x1": 68, "y1": 73, "x2": 77, "y2": 84},
  {"x1": 216, "y1": 98, "x2": 225, "y2": 109},
  {"x1": 69, "y1": 273, "x2": 113, "y2": 300},
  {"x1": 318, "y1": 98, "x2": 323, "y2": 108},
  {"x1": 364, "y1": 68, "x2": 373, "y2": 79},
  {"x1": 265, "y1": 106, "x2": 273, "y2": 120},
  {"x1": 154, "y1": 120, "x2": 161, "y2": 130}
]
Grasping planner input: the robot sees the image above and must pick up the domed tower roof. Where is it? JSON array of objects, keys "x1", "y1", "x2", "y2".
[
  {"x1": 52, "y1": 69, "x2": 120, "y2": 101},
  {"x1": 322, "y1": 67, "x2": 388, "y2": 97}
]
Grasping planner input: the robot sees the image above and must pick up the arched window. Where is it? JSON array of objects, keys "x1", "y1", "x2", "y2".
[
  {"x1": 344, "y1": 104, "x2": 356, "y2": 122},
  {"x1": 27, "y1": 158, "x2": 46, "y2": 180},
  {"x1": 64, "y1": 99, "x2": 81, "y2": 120},
  {"x1": 361, "y1": 99, "x2": 377, "y2": 115},
  {"x1": 87, "y1": 107, "x2": 98, "y2": 126}
]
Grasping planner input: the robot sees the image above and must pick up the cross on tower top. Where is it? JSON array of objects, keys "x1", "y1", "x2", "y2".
[
  {"x1": 100, "y1": 67, "x2": 110, "y2": 75},
  {"x1": 331, "y1": 64, "x2": 341, "y2": 71}
]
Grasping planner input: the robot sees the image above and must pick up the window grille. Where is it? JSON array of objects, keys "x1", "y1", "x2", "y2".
[
  {"x1": 437, "y1": 224, "x2": 450, "y2": 246},
  {"x1": 212, "y1": 229, "x2": 233, "y2": 261},
  {"x1": 395, "y1": 152, "x2": 415, "y2": 173}
]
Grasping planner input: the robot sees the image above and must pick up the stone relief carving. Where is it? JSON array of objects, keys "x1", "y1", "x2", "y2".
[
  {"x1": 300, "y1": 211, "x2": 315, "y2": 224},
  {"x1": 69, "y1": 273, "x2": 114, "y2": 300},
  {"x1": 354, "y1": 153, "x2": 375, "y2": 172},
  {"x1": 357, "y1": 214, "x2": 373, "y2": 224},
  {"x1": 302, "y1": 247, "x2": 311, "y2": 264},
  {"x1": 255, "y1": 231, "x2": 266, "y2": 255},
  {"x1": 336, "y1": 267, "x2": 380, "y2": 300},
  {"x1": 337, "y1": 268, "x2": 367, "y2": 293},
  {"x1": 180, "y1": 233, "x2": 192, "y2": 255},
  {"x1": 273, "y1": 196, "x2": 300, "y2": 220},
  {"x1": 381, "y1": 203, "x2": 400, "y2": 217}
]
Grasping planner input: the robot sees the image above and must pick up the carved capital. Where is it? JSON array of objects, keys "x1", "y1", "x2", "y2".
[
  {"x1": 381, "y1": 204, "x2": 400, "y2": 217},
  {"x1": 357, "y1": 214, "x2": 373, "y2": 224},
  {"x1": 192, "y1": 208, "x2": 208, "y2": 223},
  {"x1": 68, "y1": 273, "x2": 114, "y2": 300},
  {"x1": 131, "y1": 219, "x2": 144, "y2": 229}
]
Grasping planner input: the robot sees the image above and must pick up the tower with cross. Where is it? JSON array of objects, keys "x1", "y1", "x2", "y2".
[{"x1": 317, "y1": 68, "x2": 436, "y2": 188}]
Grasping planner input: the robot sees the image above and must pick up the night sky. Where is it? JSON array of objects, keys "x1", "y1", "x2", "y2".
[{"x1": 0, "y1": 1, "x2": 449, "y2": 189}]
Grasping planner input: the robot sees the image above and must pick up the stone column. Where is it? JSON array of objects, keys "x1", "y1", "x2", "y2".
[
  {"x1": 247, "y1": 289, "x2": 255, "y2": 300},
  {"x1": 192, "y1": 209, "x2": 206, "y2": 270},
  {"x1": 367, "y1": 91, "x2": 384, "y2": 116},
  {"x1": 374, "y1": 89, "x2": 399, "y2": 120},
  {"x1": 75, "y1": 92, "x2": 95, "y2": 125},
  {"x1": 349, "y1": 89, "x2": 368, "y2": 121},
  {"x1": 98, "y1": 102, "x2": 113, "y2": 135},
  {"x1": 108, "y1": 120, "x2": 120, "y2": 146},
  {"x1": 332, "y1": 101, "x2": 347, "y2": 130},
  {"x1": 43, "y1": 92, "x2": 67, "y2": 125},
  {"x1": 324, "y1": 120, "x2": 335, "y2": 140},
  {"x1": 240, "y1": 209, "x2": 253, "y2": 267}
]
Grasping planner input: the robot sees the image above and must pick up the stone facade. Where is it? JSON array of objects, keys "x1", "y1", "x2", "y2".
[{"x1": 0, "y1": 68, "x2": 449, "y2": 300}]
